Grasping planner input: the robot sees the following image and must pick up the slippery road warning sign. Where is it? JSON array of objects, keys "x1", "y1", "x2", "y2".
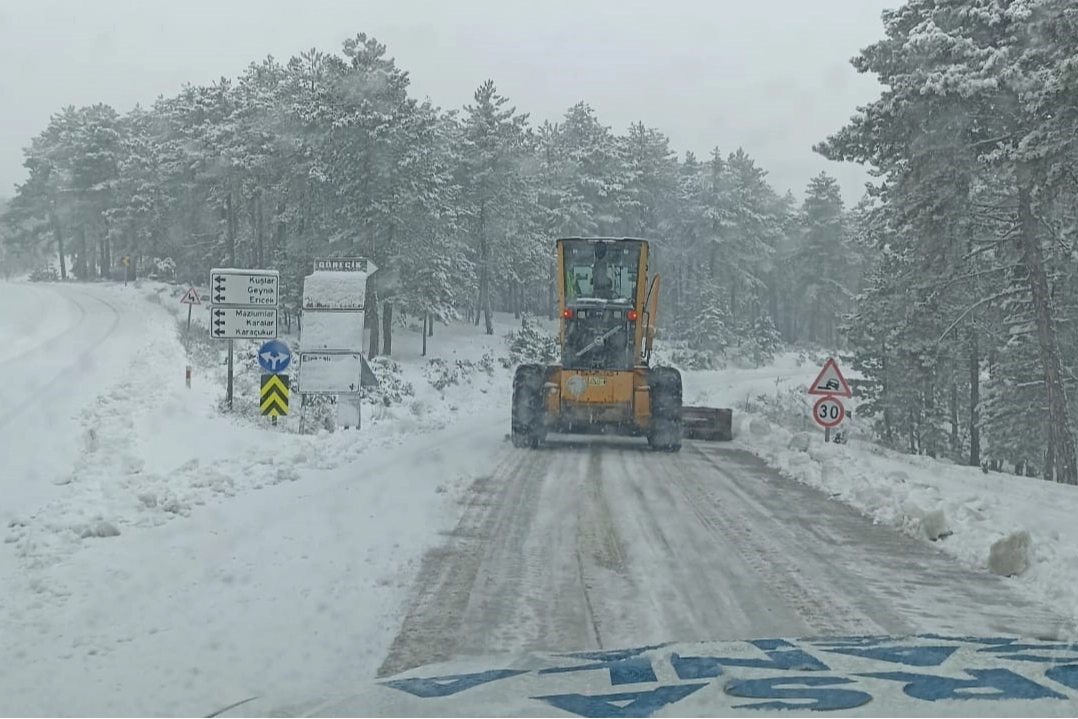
[{"x1": 808, "y1": 357, "x2": 852, "y2": 397}]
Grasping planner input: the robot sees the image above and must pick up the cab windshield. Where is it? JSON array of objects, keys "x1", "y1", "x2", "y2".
[{"x1": 563, "y1": 240, "x2": 641, "y2": 302}]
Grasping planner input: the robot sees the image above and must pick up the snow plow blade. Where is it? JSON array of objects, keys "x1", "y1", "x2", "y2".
[{"x1": 681, "y1": 406, "x2": 733, "y2": 441}]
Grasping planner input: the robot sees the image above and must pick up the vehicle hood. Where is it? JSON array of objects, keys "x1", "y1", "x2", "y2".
[{"x1": 210, "y1": 634, "x2": 1078, "y2": 717}]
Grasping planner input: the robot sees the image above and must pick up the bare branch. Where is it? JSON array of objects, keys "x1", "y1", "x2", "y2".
[{"x1": 935, "y1": 286, "x2": 1028, "y2": 345}]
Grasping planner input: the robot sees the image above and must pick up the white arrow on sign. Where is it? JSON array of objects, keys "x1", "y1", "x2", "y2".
[
  {"x1": 210, "y1": 307, "x2": 278, "y2": 340},
  {"x1": 210, "y1": 269, "x2": 280, "y2": 307}
]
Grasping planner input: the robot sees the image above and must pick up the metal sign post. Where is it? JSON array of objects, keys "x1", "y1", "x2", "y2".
[
  {"x1": 209, "y1": 268, "x2": 281, "y2": 412},
  {"x1": 808, "y1": 357, "x2": 853, "y2": 442},
  {"x1": 180, "y1": 286, "x2": 201, "y2": 334}
]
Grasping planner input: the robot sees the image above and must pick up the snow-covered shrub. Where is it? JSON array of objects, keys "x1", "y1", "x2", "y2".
[
  {"x1": 476, "y1": 350, "x2": 497, "y2": 376},
  {"x1": 737, "y1": 387, "x2": 816, "y2": 432},
  {"x1": 504, "y1": 319, "x2": 559, "y2": 366},
  {"x1": 217, "y1": 340, "x2": 264, "y2": 416},
  {"x1": 361, "y1": 356, "x2": 414, "y2": 406},
  {"x1": 149, "y1": 257, "x2": 177, "y2": 281},
  {"x1": 29, "y1": 265, "x2": 59, "y2": 282},
  {"x1": 424, "y1": 357, "x2": 468, "y2": 391},
  {"x1": 655, "y1": 342, "x2": 724, "y2": 370},
  {"x1": 177, "y1": 318, "x2": 219, "y2": 369},
  {"x1": 298, "y1": 394, "x2": 338, "y2": 434},
  {"x1": 425, "y1": 350, "x2": 499, "y2": 391},
  {"x1": 741, "y1": 316, "x2": 783, "y2": 368}
]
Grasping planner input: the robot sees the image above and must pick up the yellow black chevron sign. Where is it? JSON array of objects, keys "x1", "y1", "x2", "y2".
[{"x1": 260, "y1": 373, "x2": 290, "y2": 416}]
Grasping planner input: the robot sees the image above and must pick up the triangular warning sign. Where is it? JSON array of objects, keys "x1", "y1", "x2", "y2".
[
  {"x1": 180, "y1": 287, "x2": 201, "y2": 305},
  {"x1": 808, "y1": 357, "x2": 852, "y2": 397}
]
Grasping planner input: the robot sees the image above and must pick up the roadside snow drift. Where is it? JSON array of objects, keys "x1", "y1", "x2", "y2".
[
  {"x1": 681, "y1": 355, "x2": 1078, "y2": 638},
  {"x1": 0, "y1": 279, "x2": 518, "y2": 716}
]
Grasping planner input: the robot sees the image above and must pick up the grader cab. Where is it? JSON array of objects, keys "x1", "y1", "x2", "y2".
[{"x1": 510, "y1": 237, "x2": 733, "y2": 450}]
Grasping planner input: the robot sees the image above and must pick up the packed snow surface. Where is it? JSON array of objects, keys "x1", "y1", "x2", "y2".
[{"x1": 1, "y1": 279, "x2": 1076, "y2": 717}]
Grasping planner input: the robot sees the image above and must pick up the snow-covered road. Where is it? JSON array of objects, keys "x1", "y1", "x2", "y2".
[
  {"x1": 378, "y1": 436, "x2": 1067, "y2": 678},
  {"x1": 4, "y1": 281, "x2": 1077, "y2": 717},
  {"x1": 0, "y1": 281, "x2": 148, "y2": 518}
]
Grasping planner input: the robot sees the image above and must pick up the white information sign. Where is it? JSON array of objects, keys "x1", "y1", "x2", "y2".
[
  {"x1": 300, "y1": 311, "x2": 364, "y2": 351},
  {"x1": 210, "y1": 268, "x2": 280, "y2": 307},
  {"x1": 298, "y1": 352, "x2": 363, "y2": 394},
  {"x1": 210, "y1": 307, "x2": 278, "y2": 339}
]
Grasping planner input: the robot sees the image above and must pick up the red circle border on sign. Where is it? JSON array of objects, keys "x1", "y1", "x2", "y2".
[{"x1": 813, "y1": 394, "x2": 845, "y2": 429}]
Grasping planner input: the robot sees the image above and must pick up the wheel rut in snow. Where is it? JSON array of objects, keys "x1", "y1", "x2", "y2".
[
  {"x1": 0, "y1": 292, "x2": 123, "y2": 429},
  {"x1": 668, "y1": 444, "x2": 889, "y2": 638},
  {"x1": 687, "y1": 443, "x2": 1070, "y2": 640},
  {"x1": 378, "y1": 437, "x2": 1071, "y2": 680}
]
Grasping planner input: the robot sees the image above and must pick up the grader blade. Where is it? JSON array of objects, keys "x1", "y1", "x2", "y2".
[{"x1": 681, "y1": 406, "x2": 734, "y2": 441}]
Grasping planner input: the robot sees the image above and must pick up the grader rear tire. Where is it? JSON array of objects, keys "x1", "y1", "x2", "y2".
[
  {"x1": 511, "y1": 364, "x2": 548, "y2": 448},
  {"x1": 647, "y1": 366, "x2": 683, "y2": 452}
]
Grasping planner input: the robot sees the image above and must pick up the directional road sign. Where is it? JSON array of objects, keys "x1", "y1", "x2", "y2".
[
  {"x1": 313, "y1": 257, "x2": 377, "y2": 273},
  {"x1": 258, "y1": 339, "x2": 292, "y2": 374},
  {"x1": 209, "y1": 269, "x2": 280, "y2": 307},
  {"x1": 210, "y1": 307, "x2": 278, "y2": 339},
  {"x1": 260, "y1": 373, "x2": 290, "y2": 417}
]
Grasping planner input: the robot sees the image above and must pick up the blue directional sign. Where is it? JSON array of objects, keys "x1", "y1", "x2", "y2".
[{"x1": 257, "y1": 339, "x2": 292, "y2": 374}]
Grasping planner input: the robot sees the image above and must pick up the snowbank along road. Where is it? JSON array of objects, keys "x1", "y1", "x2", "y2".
[
  {"x1": 368, "y1": 434, "x2": 1073, "y2": 714},
  {"x1": 0, "y1": 281, "x2": 147, "y2": 519}
]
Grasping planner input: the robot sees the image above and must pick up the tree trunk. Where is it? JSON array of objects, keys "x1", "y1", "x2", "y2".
[
  {"x1": 100, "y1": 222, "x2": 112, "y2": 279},
  {"x1": 49, "y1": 208, "x2": 67, "y2": 280},
  {"x1": 1017, "y1": 180, "x2": 1077, "y2": 484},
  {"x1": 422, "y1": 311, "x2": 428, "y2": 356},
  {"x1": 477, "y1": 205, "x2": 488, "y2": 329},
  {"x1": 548, "y1": 265, "x2": 556, "y2": 320},
  {"x1": 256, "y1": 193, "x2": 265, "y2": 267},
  {"x1": 484, "y1": 279, "x2": 494, "y2": 336},
  {"x1": 382, "y1": 301, "x2": 393, "y2": 355},
  {"x1": 275, "y1": 200, "x2": 287, "y2": 261},
  {"x1": 368, "y1": 291, "x2": 380, "y2": 357},
  {"x1": 226, "y1": 192, "x2": 237, "y2": 267},
  {"x1": 428, "y1": 313, "x2": 434, "y2": 337},
  {"x1": 77, "y1": 226, "x2": 88, "y2": 280},
  {"x1": 968, "y1": 330, "x2": 981, "y2": 467},
  {"x1": 949, "y1": 378, "x2": 959, "y2": 456}
]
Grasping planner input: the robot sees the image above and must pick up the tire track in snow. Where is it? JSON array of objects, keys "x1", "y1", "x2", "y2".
[
  {"x1": 668, "y1": 443, "x2": 889, "y2": 638},
  {"x1": 376, "y1": 447, "x2": 550, "y2": 677},
  {"x1": 0, "y1": 285, "x2": 86, "y2": 368},
  {"x1": 687, "y1": 442, "x2": 1069, "y2": 639},
  {"x1": 0, "y1": 291, "x2": 122, "y2": 431}
]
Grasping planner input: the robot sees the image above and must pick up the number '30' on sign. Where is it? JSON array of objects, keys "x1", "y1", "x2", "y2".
[{"x1": 813, "y1": 396, "x2": 845, "y2": 429}]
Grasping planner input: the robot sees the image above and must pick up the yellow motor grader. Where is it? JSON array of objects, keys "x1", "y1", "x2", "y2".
[{"x1": 511, "y1": 237, "x2": 733, "y2": 451}]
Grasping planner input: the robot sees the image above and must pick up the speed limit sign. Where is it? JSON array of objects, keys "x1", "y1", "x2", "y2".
[{"x1": 813, "y1": 395, "x2": 845, "y2": 429}]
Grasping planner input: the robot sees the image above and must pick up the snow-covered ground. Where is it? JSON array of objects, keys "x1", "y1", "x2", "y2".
[
  {"x1": 0, "y1": 278, "x2": 524, "y2": 716},
  {"x1": 2, "y1": 278, "x2": 1077, "y2": 716},
  {"x1": 684, "y1": 354, "x2": 1078, "y2": 639}
]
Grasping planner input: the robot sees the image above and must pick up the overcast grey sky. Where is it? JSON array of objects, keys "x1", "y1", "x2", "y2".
[{"x1": 0, "y1": 0, "x2": 897, "y2": 205}]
